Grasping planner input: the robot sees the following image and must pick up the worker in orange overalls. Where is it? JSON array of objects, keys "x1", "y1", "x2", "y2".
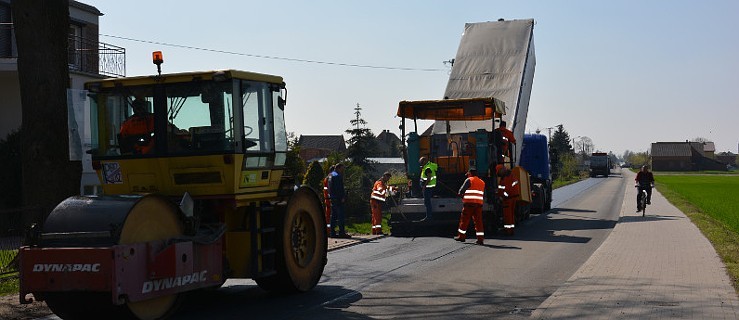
[
  {"x1": 494, "y1": 120, "x2": 516, "y2": 163},
  {"x1": 496, "y1": 164, "x2": 519, "y2": 235},
  {"x1": 119, "y1": 99, "x2": 155, "y2": 154},
  {"x1": 323, "y1": 165, "x2": 335, "y2": 236},
  {"x1": 454, "y1": 167, "x2": 486, "y2": 245},
  {"x1": 369, "y1": 171, "x2": 393, "y2": 235}
]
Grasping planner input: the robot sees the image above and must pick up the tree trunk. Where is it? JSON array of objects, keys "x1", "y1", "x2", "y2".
[{"x1": 11, "y1": 0, "x2": 81, "y2": 227}]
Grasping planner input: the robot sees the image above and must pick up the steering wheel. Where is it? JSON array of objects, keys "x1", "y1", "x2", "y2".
[{"x1": 243, "y1": 126, "x2": 253, "y2": 136}]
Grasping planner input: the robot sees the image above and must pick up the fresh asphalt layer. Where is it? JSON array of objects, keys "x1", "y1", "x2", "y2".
[{"x1": 331, "y1": 170, "x2": 739, "y2": 319}]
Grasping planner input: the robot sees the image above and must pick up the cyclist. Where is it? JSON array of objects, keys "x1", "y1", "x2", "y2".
[{"x1": 635, "y1": 165, "x2": 655, "y2": 210}]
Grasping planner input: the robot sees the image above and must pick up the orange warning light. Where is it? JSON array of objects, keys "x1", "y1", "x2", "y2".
[{"x1": 152, "y1": 51, "x2": 164, "y2": 65}]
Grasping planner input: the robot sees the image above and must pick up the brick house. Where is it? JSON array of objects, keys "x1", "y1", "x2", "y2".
[{"x1": 298, "y1": 135, "x2": 346, "y2": 163}]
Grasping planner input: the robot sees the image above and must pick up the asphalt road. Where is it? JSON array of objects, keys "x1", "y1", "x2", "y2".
[{"x1": 162, "y1": 170, "x2": 627, "y2": 320}]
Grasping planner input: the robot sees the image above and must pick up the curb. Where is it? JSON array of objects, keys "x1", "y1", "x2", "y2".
[{"x1": 327, "y1": 234, "x2": 385, "y2": 252}]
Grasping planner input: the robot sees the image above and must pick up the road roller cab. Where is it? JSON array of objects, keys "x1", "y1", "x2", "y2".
[{"x1": 19, "y1": 66, "x2": 327, "y2": 319}]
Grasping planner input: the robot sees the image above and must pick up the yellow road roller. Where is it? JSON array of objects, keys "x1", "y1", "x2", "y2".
[{"x1": 18, "y1": 64, "x2": 327, "y2": 319}]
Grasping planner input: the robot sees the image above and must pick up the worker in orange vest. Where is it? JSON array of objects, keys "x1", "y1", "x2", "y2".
[
  {"x1": 119, "y1": 99, "x2": 155, "y2": 154},
  {"x1": 454, "y1": 167, "x2": 486, "y2": 245},
  {"x1": 494, "y1": 120, "x2": 516, "y2": 163},
  {"x1": 322, "y1": 165, "x2": 335, "y2": 236},
  {"x1": 369, "y1": 171, "x2": 393, "y2": 235},
  {"x1": 496, "y1": 164, "x2": 519, "y2": 235}
]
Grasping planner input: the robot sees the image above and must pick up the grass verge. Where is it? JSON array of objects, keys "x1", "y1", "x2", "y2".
[
  {"x1": 0, "y1": 275, "x2": 18, "y2": 296},
  {"x1": 656, "y1": 181, "x2": 739, "y2": 294},
  {"x1": 0, "y1": 249, "x2": 19, "y2": 296}
]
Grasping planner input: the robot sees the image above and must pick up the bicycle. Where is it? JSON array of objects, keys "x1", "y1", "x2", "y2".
[{"x1": 635, "y1": 183, "x2": 652, "y2": 216}]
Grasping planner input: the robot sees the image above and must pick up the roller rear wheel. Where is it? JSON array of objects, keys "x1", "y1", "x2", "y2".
[{"x1": 256, "y1": 187, "x2": 327, "y2": 292}]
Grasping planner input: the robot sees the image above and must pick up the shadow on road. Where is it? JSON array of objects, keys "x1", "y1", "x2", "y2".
[{"x1": 619, "y1": 214, "x2": 680, "y2": 223}]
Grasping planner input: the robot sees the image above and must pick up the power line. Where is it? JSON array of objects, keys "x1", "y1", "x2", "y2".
[{"x1": 100, "y1": 34, "x2": 445, "y2": 72}]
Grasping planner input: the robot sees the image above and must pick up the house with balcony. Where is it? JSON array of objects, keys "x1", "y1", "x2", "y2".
[
  {"x1": 0, "y1": 0, "x2": 125, "y2": 139},
  {"x1": 1, "y1": 0, "x2": 124, "y2": 195}
]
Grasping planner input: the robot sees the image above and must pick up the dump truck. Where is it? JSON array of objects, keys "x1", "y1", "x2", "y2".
[
  {"x1": 389, "y1": 19, "x2": 536, "y2": 236},
  {"x1": 18, "y1": 65, "x2": 327, "y2": 319},
  {"x1": 520, "y1": 133, "x2": 552, "y2": 214},
  {"x1": 590, "y1": 152, "x2": 611, "y2": 177}
]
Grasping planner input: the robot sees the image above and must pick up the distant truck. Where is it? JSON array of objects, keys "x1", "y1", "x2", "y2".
[
  {"x1": 590, "y1": 152, "x2": 611, "y2": 177},
  {"x1": 520, "y1": 133, "x2": 552, "y2": 213}
]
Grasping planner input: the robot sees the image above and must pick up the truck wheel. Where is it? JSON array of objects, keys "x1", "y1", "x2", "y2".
[{"x1": 256, "y1": 187, "x2": 327, "y2": 292}]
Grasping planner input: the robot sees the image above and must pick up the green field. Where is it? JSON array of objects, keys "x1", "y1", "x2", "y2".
[{"x1": 657, "y1": 175, "x2": 739, "y2": 233}]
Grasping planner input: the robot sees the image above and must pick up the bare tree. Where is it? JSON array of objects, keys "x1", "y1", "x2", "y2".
[
  {"x1": 12, "y1": 0, "x2": 81, "y2": 226},
  {"x1": 574, "y1": 136, "x2": 594, "y2": 155}
]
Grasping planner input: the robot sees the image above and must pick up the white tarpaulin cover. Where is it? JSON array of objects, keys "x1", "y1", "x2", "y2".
[{"x1": 435, "y1": 19, "x2": 536, "y2": 164}]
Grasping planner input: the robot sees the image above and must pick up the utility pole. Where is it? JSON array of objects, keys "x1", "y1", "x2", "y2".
[
  {"x1": 354, "y1": 103, "x2": 362, "y2": 131},
  {"x1": 546, "y1": 125, "x2": 561, "y2": 143}
]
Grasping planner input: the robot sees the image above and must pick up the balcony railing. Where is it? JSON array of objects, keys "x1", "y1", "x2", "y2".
[
  {"x1": 0, "y1": 24, "x2": 126, "y2": 78},
  {"x1": 68, "y1": 34, "x2": 126, "y2": 78}
]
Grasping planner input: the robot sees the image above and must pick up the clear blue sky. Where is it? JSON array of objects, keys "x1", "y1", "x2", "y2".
[{"x1": 85, "y1": 0, "x2": 739, "y2": 157}]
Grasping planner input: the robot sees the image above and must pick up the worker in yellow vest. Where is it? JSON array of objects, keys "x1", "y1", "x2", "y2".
[
  {"x1": 419, "y1": 156, "x2": 438, "y2": 221},
  {"x1": 454, "y1": 167, "x2": 486, "y2": 245}
]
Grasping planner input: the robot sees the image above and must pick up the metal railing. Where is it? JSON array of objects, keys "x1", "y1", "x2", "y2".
[
  {"x1": 68, "y1": 34, "x2": 126, "y2": 77},
  {"x1": 0, "y1": 206, "x2": 39, "y2": 277},
  {"x1": 0, "y1": 24, "x2": 125, "y2": 78}
]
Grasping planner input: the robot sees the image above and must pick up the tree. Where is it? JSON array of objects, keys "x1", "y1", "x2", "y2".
[
  {"x1": 549, "y1": 125, "x2": 574, "y2": 180},
  {"x1": 574, "y1": 136, "x2": 594, "y2": 155},
  {"x1": 389, "y1": 139, "x2": 401, "y2": 157},
  {"x1": 550, "y1": 125, "x2": 573, "y2": 156},
  {"x1": 558, "y1": 152, "x2": 579, "y2": 180},
  {"x1": 285, "y1": 132, "x2": 306, "y2": 184},
  {"x1": 302, "y1": 161, "x2": 325, "y2": 193},
  {"x1": 0, "y1": 130, "x2": 22, "y2": 209},
  {"x1": 12, "y1": 0, "x2": 81, "y2": 226},
  {"x1": 608, "y1": 152, "x2": 619, "y2": 166},
  {"x1": 627, "y1": 151, "x2": 650, "y2": 168},
  {"x1": 345, "y1": 103, "x2": 377, "y2": 171},
  {"x1": 622, "y1": 150, "x2": 634, "y2": 164}
]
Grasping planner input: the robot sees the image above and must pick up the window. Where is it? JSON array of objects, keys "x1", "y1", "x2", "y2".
[
  {"x1": 89, "y1": 81, "x2": 236, "y2": 157},
  {"x1": 68, "y1": 24, "x2": 81, "y2": 69},
  {"x1": 0, "y1": 5, "x2": 12, "y2": 58},
  {"x1": 273, "y1": 89, "x2": 287, "y2": 166},
  {"x1": 241, "y1": 81, "x2": 273, "y2": 153},
  {"x1": 168, "y1": 81, "x2": 234, "y2": 154}
]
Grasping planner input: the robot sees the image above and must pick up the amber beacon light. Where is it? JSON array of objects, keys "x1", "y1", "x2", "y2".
[{"x1": 152, "y1": 51, "x2": 164, "y2": 75}]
